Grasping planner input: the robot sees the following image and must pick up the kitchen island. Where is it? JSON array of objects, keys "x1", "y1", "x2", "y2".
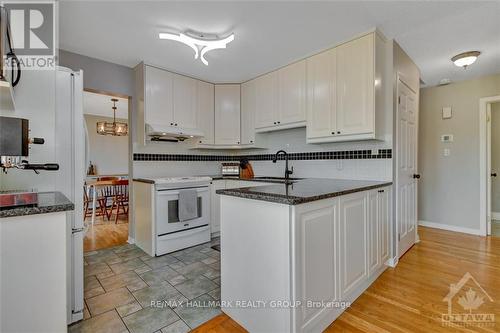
[{"x1": 217, "y1": 178, "x2": 392, "y2": 333}]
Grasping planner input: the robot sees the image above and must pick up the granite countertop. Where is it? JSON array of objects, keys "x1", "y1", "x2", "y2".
[
  {"x1": 133, "y1": 176, "x2": 293, "y2": 184},
  {"x1": 207, "y1": 175, "x2": 300, "y2": 184},
  {"x1": 133, "y1": 178, "x2": 156, "y2": 184},
  {"x1": 216, "y1": 178, "x2": 392, "y2": 205},
  {"x1": 0, "y1": 191, "x2": 74, "y2": 218}
]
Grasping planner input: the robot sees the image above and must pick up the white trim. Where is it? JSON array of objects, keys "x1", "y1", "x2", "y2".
[
  {"x1": 480, "y1": 95, "x2": 500, "y2": 237},
  {"x1": 418, "y1": 220, "x2": 482, "y2": 236},
  {"x1": 492, "y1": 212, "x2": 500, "y2": 220},
  {"x1": 386, "y1": 256, "x2": 398, "y2": 268},
  {"x1": 127, "y1": 237, "x2": 135, "y2": 244}
]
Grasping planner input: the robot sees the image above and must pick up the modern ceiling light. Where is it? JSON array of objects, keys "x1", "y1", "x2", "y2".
[
  {"x1": 451, "y1": 51, "x2": 481, "y2": 69},
  {"x1": 159, "y1": 31, "x2": 234, "y2": 65},
  {"x1": 96, "y1": 98, "x2": 128, "y2": 136}
]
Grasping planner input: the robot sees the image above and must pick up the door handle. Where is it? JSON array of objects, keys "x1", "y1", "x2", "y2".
[
  {"x1": 492, "y1": 173, "x2": 497, "y2": 177},
  {"x1": 413, "y1": 174, "x2": 421, "y2": 179}
]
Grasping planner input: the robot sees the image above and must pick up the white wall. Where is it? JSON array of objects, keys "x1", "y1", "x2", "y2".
[
  {"x1": 84, "y1": 115, "x2": 128, "y2": 175},
  {"x1": 0, "y1": 70, "x2": 57, "y2": 192},
  {"x1": 419, "y1": 74, "x2": 500, "y2": 231},
  {"x1": 490, "y1": 102, "x2": 500, "y2": 214}
]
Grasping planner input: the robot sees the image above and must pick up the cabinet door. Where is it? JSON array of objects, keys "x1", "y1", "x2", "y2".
[
  {"x1": 214, "y1": 85, "x2": 241, "y2": 145},
  {"x1": 339, "y1": 191, "x2": 368, "y2": 297},
  {"x1": 255, "y1": 72, "x2": 278, "y2": 128},
  {"x1": 336, "y1": 34, "x2": 374, "y2": 136},
  {"x1": 368, "y1": 190, "x2": 381, "y2": 274},
  {"x1": 172, "y1": 74, "x2": 197, "y2": 129},
  {"x1": 294, "y1": 199, "x2": 338, "y2": 332},
  {"x1": 197, "y1": 81, "x2": 214, "y2": 144},
  {"x1": 210, "y1": 180, "x2": 226, "y2": 234},
  {"x1": 241, "y1": 80, "x2": 256, "y2": 145},
  {"x1": 278, "y1": 60, "x2": 306, "y2": 125},
  {"x1": 378, "y1": 187, "x2": 390, "y2": 264},
  {"x1": 144, "y1": 65, "x2": 173, "y2": 125},
  {"x1": 306, "y1": 49, "x2": 336, "y2": 139}
]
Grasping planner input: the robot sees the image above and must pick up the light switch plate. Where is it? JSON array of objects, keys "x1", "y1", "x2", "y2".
[
  {"x1": 442, "y1": 106, "x2": 452, "y2": 119},
  {"x1": 441, "y1": 134, "x2": 454, "y2": 142},
  {"x1": 444, "y1": 148, "x2": 451, "y2": 156}
]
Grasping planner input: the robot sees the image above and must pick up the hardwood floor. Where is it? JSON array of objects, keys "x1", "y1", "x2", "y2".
[
  {"x1": 83, "y1": 215, "x2": 129, "y2": 252},
  {"x1": 192, "y1": 227, "x2": 500, "y2": 332}
]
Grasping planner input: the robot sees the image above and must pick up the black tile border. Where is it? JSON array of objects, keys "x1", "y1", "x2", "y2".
[{"x1": 133, "y1": 149, "x2": 392, "y2": 162}]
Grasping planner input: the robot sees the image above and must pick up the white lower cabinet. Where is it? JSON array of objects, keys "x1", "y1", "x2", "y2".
[
  {"x1": 293, "y1": 199, "x2": 339, "y2": 332},
  {"x1": 339, "y1": 191, "x2": 368, "y2": 298},
  {"x1": 292, "y1": 186, "x2": 391, "y2": 332}
]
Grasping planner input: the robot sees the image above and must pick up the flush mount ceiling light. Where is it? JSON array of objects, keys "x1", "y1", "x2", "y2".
[
  {"x1": 451, "y1": 51, "x2": 481, "y2": 69},
  {"x1": 158, "y1": 31, "x2": 234, "y2": 65},
  {"x1": 96, "y1": 98, "x2": 128, "y2": 136}
]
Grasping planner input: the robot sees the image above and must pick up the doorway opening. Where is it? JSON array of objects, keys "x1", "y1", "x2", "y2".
[
  {"x1": 82, "y1": 89, "x2": 131, "y2": 252},
  {"x1": 480, "y1": 95, "x2": 500, "y2": 236}
]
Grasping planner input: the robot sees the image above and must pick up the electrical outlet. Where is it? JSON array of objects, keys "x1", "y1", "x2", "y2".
[{"x1": 443, "y1": 148, "x2": 451, "y2": 157}]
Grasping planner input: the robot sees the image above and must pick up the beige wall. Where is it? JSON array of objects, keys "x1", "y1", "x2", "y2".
[
  {"x1": 419, "y1": 74, "x2": 500, "y2": 231},
  {"x1": 85, "y1": 115, "x2": 128, "y2": 175},
  {"x1": 491, "y1": 103, "x2": 500, "y2": 213}
]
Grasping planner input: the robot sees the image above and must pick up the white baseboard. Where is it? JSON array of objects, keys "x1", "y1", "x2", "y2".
[
  {"x1": 491, "y1": 212, "x2": 500, "y2": 220},
  {"x1": 418, "y1": 220, "x2": 482, "y2": 236},
  {"x1": 386, "y1": 256, "x2": 398, "y2": 268},
  {"x1": 127, "y1": 237, "x2": 135, "y2": 244}
]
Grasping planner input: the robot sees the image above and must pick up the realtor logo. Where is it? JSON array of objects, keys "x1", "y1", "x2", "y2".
[
  {"x1": 3, "y1": 1, "x2": 55, "y2": 69},
  {"x1": 442, "y1": 272, "x2": 495, "y2": 327}
]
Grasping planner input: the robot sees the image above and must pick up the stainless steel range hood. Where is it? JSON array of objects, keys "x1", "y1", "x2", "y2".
[{"x1": 146, "y1": 123, "x2": 204, "y2": 142}]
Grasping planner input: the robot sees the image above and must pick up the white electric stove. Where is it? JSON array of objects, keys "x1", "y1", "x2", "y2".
[{"x1": 153, "y1": 176, "x2": 212, "y2": 255}]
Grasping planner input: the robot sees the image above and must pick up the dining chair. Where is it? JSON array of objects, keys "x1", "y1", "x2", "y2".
[
  {"x1": 98, "y1": 185, "x2": 116, "y2": 220},
  {"x1": 110, "y1": 179, "x2": 129, "y2": 223},
  {"x1": 83, "y1": 185, "x2": 107, "y2": 220}
]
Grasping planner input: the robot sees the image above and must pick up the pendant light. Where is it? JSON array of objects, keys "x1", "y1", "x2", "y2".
[{"x1": 96, "y1": 98, "x2": 128, "y2": 136}]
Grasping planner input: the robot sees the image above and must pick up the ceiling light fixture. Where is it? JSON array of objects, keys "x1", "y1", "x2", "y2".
[
  {"x1": 159, "y1": 31, "x2": 234, "y2": 65},
  {"x1": 451, "y1": 51, "x2": 481, "y2": 69},
  {"x1": 96, "y1": 98, "x2": 128, "y2": 136}
]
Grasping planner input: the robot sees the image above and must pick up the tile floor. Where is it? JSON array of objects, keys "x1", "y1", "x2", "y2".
[{"x1": 70, "y1": 238, "x2": 221, "y2": 333}]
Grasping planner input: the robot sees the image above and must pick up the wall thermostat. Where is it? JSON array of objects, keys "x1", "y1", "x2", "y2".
[
  {"x1": 441, "y1": 134, "x2": 454, "y2": 142},
  {"x1": 442, "y1": 106, "x2": 452, "y2": 119}
]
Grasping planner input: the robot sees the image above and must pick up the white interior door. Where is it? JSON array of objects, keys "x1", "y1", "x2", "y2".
[
  {"x1": 397, "y1": 79, "x2": 419, "y2": 257},
  {"x1": 487, "y1": 103, "x2": 492, "y2": 235}
]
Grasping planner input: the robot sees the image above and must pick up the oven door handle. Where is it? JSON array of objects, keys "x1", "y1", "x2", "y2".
[
  {"x1": 157, "y1": 224, "x2": 209, "y2": 240},
  {"x1": 156, "y1": 187, "x2": 209, "y2": 195}
]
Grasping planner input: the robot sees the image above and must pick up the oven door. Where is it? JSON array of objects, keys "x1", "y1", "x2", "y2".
[{"x1": 155, "y1": 186, "x2": 209, "y2": 236}]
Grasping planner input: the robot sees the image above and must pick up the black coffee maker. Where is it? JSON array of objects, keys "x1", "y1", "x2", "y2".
[{"x1": 0, "y1": 116, "x2": 59, "y2": 173}]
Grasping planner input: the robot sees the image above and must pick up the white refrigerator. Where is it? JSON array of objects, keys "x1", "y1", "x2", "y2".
[{"x1": 55, "y1": 66, "x2": 85, "y2": 324}]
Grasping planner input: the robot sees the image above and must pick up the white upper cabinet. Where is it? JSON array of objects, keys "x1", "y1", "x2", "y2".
[
  {"x1": 307, "y1": 49, "x2": 336, "y2": 139},
  {"x1": 278, "y1": 59, "x2": 307, "y2": 126},
  {"x1": 254, "y1": 71, "x2": 278, "y2": 129},
  {"x1": 172, "y1": 74, "x2": 197, "y2": 129},
  {"x1": 241, "y1": 80, "x2": 256, "y2": 145},
  {"x1": 196, "y1": 81, "x2": 214, "y2": 144},
  {"x1": 144, "y1": 65, "x2": 173, "y2": 126},
  {"x1": 214, "y1": 85, "x2": 241, "y2": 145},
  {"x1": 336, "y1": 33, "x2": 374, "y2": 136},
  {"x1": 253, "y1": 61, "x2": 307, "y2": 132},
  {"x1": 306, "y1": 32, "x2": 387, "y2": 143}
]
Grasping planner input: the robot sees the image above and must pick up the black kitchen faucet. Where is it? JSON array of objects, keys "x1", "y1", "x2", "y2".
[{"x1": 272, "y1": 150, "x2": 294, "y2": 182}]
